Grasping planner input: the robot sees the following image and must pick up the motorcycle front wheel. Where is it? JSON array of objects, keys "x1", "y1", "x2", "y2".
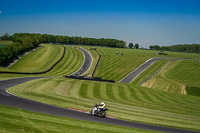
[
  {"x1": 99, "y1": 111, "x2": 106, "y2": 117},
  {"x1": 89, "y1": 109, "x2": 93, "y2": 115}
]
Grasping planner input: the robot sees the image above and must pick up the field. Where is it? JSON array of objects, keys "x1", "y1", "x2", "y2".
[
  {"x1": 80, "y1": 46, "x2": 200, "y2": 82},
  {"x1": 1, "y1": 44, "x2": 200, "y2": 132},
  {"x1": 0, "y1": 105, "x2": 154, "y2": 133},
  {"x1": 8, "y1": 77, "x2": 200, "y2": 131}
]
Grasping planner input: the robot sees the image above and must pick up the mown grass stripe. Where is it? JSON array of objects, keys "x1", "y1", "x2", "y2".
[
  {"x1": 106, "y1": 84, "x2": 115, "y2": 100},
  {"x1": 112, "y1": 85, "x2": 121, "y2": 100},
  {"x1": 68, "y1": 81, "x2": 83, "y2": 97},
  {"x1": 118, "y1": 86, "x2": 127, "y2": 100},
  {"x1": 83, "y1": 82, "x2": 94, "y2": 99},
  {"x1": 79, "y1": 83, "x2": 88, "y2": 98},
  {"x1": 99, "y1": 83, "x2": 108, "y2": 100},
  {"x1": 127, "y1": 86, "x2": 146, "y2": 102},
  {"x1": 93, "y1": 83, "x2": 101, "y2": 99},
  {"x1": 121, "y1": 85, "x2": 134, "y2": 101}
]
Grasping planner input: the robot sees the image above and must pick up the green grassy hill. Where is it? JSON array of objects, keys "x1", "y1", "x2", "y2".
[
  {"x1": 9, "y1": 44, "x2": 63, "y2": 72},
  {"x1": 0, "y1": 105, "x2": 153, "y2": 133},
  {"x1": 44, "y1": 45, "x2": 84, "y2": 76},
  {"x1": 0, "y1": 45, "x2": 84, "y2": 80},
  {"x1": 166, "y1": 60, "x2": 200, "y2": 88},
  {"x1": 8, "y1": 78, "x2": 200, "y2": 131},
  {"x1": 1, "y1": 44, "x2": 200, "y2": 132},
  {"x1": 140, "y1": 59, "x2": 200, "y2": 96},
  {"x1": 80, "y1": 46, "x2": 200, "y2": 82}
]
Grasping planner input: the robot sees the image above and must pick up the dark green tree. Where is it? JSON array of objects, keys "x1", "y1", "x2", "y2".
[
  {"x1": 0, "y1": 33, "x2": 10, "y2": 40},
  {"x1": 128, "y1": 43, "x2": 134, "y2": 48},
  {"x1": 116, "y1": 43, "x2": 124, "y2": 48},
  {"x1": 134, "y1": 43, "x2": 139, "y2": 49},
  {"x1": 22, "y1": 36, "x2": 33, "y2": 48},
  {"x1": 154, "y1": 45, "x2": 161, "y2": 50},
  {"x1": 149, "y1": 45, "x2": 154, "y2": 50},
  {"x1": 161, "y1": 44, "x2": 200, "y2": 53},
  {"x1": 55, "y1": 35, "x2": 62, "y2": 43}
]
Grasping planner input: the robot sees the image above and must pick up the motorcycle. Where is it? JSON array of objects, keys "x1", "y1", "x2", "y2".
[{"x1": 89, "y1": 104, "x2": 108, "y2": 117}]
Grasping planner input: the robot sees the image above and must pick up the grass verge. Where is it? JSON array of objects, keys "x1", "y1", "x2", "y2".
[
  {"x1": 0, "y1": 105, "x2": 155, "y2": 133},
  {"x1": 9, "y1": 44, "x2": 63, "y2": 72},
  {"x1": 8, "y1": 78, "x2": 200, "y2": 131}
]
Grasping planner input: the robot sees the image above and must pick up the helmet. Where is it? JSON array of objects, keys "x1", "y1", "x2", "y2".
[{"x1": 101, "y1": 102, "x2": 105, "y2": 105}]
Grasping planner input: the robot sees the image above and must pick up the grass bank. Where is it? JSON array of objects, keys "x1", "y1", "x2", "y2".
[
  {"x1": 82, "y1": 46, "x2": 200, "y2": 82},
  {"x1": 166, "y1": 60, "x2": 200, "y2": 96},
  {"x1": 9, "y1": 44, "x2": 63, "y2": 72},
  {"x1": 141, "y1": 59, "x2": 200, "y2": 96},
  {"x1": 0, "y1": 45, "x2": 84, "y2": 80},
  {"x1": 132, "y1": 59, "x2": 170, "y2": 85},
  {"x1": 0, "y1": 105, "x2": 154, "y2": 133},
  {"x1": 43, "y1": 45, "x2": 84, "y2": 77},
  {"x1": 1, "y1": 45, "x2": 200, "y2": 132},
  {"x1": 8, "y1": 77, "x2": 200, "y2": 131}
]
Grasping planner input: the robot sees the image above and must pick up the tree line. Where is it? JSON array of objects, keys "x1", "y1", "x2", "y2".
[
  {"x1": 0, "y1": 33, "x2": 126, "y2": 66},
  {"x1": 149, "y1": 44, "x2": 200, "y2": 53},
  {"x1": 1, "y1": 33, "x2": 126, "y2": 48}
]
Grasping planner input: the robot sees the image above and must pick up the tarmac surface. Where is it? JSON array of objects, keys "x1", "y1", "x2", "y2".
[{"x1": 72, "y1": 47, "x2": 92, "y2": 75}]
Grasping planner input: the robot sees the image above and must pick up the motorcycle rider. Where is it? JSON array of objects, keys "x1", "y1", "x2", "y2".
[
  {"x1": 98, "y1": 102, "x2": 106, "y2": 110},
  {"x1": 93, "y1": 102, "x2": 106, "y2": 115},
  {"x1": 96, "y1": 102, "x2": 106, "y2": 113}
]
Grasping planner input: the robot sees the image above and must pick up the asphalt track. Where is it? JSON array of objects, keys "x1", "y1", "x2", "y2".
[
  {"x1": 72, "y1": 47, "x2": 92, "y2": 75},
  {"x1": 119, "y1": 58, "x2": 168, "y2": 83}
]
